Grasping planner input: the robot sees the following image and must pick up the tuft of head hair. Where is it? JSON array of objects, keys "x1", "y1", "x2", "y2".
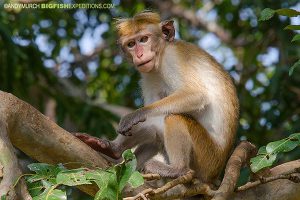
[{"x1": 115, "y1": 11, "x2": 161, "y2": 37}]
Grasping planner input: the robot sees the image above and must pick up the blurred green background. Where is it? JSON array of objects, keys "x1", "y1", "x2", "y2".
[{"x1": 0, "y1": 0, "x2": 299, "y2": 198}]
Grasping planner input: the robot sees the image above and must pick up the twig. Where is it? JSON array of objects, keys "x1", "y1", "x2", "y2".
[
  {"x1": 152, "y1": 170, "x2": 195, "y2": 195},
  {"x1": 123, "y1": 188, "x2": 153, "y2": 200},
  {"x1": 237, "y1": 168, "x2": 300, "y2": 192},
  {"x1": 125, "y1": 170, "x2": 195, "y2": 200},
  {"x1": 157, "y1": 183, "x2": 215, "y2": 200},
  {"x1": 142, "y1": 173, "x2": 161, "y2": 181}
]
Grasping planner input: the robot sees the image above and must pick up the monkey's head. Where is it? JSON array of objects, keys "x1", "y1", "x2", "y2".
[{"x1": 115, "y1": 11, "x2": 175, "y2": 73}]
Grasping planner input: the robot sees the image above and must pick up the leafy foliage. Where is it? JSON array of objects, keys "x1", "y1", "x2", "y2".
[
  {"x1": 260, "y1": 8, "x2": 300, "y2": 21},
  {"x1": 250, "y1": 133, "x2": 300, "y2": 172},
  {"x1": 25, "y1": 150, "x2": 143, "y2": 200},
  {"x1": 289, "y1": 60, "x2": 300, "y2": 76},
  {"x1": 259, "y1": 7, "x2": 300, "y2": 76},
  {"x1": 291, "y1": 34, "x2": 300, "y2": 42},
  {"x1": 248, "y1": 4, "x2": 300, "y2": 165},
  {"x1": 259, "y1": 8, "x2": 276, "y2": 21}
]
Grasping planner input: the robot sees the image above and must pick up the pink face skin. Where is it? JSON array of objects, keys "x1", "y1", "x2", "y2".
[{"x1": 121, "y1": 30, "x2": 158, "y2": 73}]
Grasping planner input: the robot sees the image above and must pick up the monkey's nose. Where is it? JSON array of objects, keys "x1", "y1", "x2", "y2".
[{"x1": 137, "y1": 53, "x2": 143, "y2": 58}]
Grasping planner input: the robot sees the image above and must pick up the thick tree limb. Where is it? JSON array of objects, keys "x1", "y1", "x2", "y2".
[
  {"x1": 0, "y1": 120, "x2": 20, "y2": 199},
  {"x1": 0, "y1": 91, "x2": 110, "y2": 196},
  {"x1": 212, "y1": 141, "x2": 257, "y2": 200}
]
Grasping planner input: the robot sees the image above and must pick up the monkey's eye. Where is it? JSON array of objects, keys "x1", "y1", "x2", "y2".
[
  {"x1": 127, "y1": 41, "x2": 135, "y2": 48},
  {"x1": 140, "y1": 36, "x2": 148, "y2": 43}
]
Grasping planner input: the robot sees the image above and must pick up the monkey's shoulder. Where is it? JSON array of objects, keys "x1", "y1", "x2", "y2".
[{"x1": 169, "y1": 40, "x2": 219, "y2": 65}]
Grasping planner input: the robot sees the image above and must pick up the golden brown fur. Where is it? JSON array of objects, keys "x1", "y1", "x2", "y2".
[{"x1": 115, "y1": 11, "x2": 161, "y2": 37}]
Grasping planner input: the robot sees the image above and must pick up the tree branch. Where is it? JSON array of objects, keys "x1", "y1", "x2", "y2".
[
  {"x1": 0, "y1": 91, "x2": 110, "y2": 196},
  {"x1": 212, "y1": 141, "x2": 257, "y2": 200},
  {"x1": 149, "y1": 0, "x2": 248, "y2": 46},
  {"x1": 0, "y1": 120, "x2": 20, "y2": 199},
  {"x1": 234, "y1": 160, "x2": 300, "y2": 200},
  {"x1": 237, "y1": 170, "x2": 300, "y2": 191}
]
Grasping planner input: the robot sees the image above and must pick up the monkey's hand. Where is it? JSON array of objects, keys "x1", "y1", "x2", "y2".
[
  {"x1": 74, "y1": 133, "x2": 121, "y2": 159},
  {"x1": 117, "y1": 109, "x2": 147, "y2": 136}
]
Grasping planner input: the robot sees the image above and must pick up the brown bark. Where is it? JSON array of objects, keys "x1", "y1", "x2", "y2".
[
  {"x1": 213, "y1": 141, "x2": 257, "y2": 200},
  {"x1": 0, "y1": 91, "x2": 109, "y2": 197}
]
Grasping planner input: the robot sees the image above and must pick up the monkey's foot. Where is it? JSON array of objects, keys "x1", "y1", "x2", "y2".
[
  {"x1": 74, "y1": 133, "x2": 121, "y2": 159},
  {"x1": 143, "y1": 160, "x2": 192, "y2": 178}
]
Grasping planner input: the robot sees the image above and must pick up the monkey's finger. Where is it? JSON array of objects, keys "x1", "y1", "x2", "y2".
[
  {"x1": 119, "y1": 130, "x2": 132, "y2": 136},
  {"x1": 139, "y1": 118, "x2": 146, "y2": 123},
  {"x1": 117, "y1": 126, "x2": 132, "y2": 135},
  {"x1": 75, "y1": 135, "x2": 90, "y2": 142},
  {"x1": 134, "y1": 118, "x2": 146, "y2": 125},
  {"x1": 74, "y1": 133, "x2": 89, "y2": 139},
  {"x1": 124, "y1": 131, "x2": 132, "y2": 136}
]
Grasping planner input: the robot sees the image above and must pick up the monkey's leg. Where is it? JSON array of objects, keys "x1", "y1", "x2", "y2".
[
  {"x1": 110, "y1": 123, "x2": 161, "y2": 157},
  {"x1": 144, "y1": 114, "x2": 193, "y2": 178},
  {"x1": 134, "y1": 143, "x2": 162, "y2": 170}
]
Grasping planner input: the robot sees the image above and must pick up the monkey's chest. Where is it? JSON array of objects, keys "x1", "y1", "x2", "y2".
[
  {"x1": 142, "y1": 75, "x2": 176, "y2": 105},
  {"x1": 143, "y1": 84, "x2": 172, "y2": 105}
]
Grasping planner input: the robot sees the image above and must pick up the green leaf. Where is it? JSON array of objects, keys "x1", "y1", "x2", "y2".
[
  {"x1": 87, "y1": 170, "x2": 120, "y2": 200},
  {"x1": 27, "y1": 181, "x2": 44, "y2": 197},
  {"x1": 27, "y1": 163, "x2": 64, "y2": 184},
  {"x1": 128, "y1": 171, "x2": 144, "y2": 188},
  {"x1": 28, "y1": 163, "x2": 58, "y2": 174},
  {"x1": 94, "y1": 187, "x2": 119, "y2": 200},
  {"x1": 32, "y1": 186, "x2": 66, "y2": 200},
  {"x1": 250, "y1": 146, "x2": 277, "y2": 173},
  {"x1": 85, "y1": 169, "x2": 115, "y2": 188},
  {"x1": 56, "y1": 168, "x2": 92, "y2": 186},
  {"x1": 259, "y1": 8, "x2": 275, "y2": 21},
  {"x1": 250, "y1": 152, "x2": 277, "y2": 173},
  {"x1": 251, "y1": 133, "x2": 300, "y2": 173},
  {"x1": 284, "y1": 25, "x2": 300, "y2": 30},
  {"x1": 289, "y1": 133, "x2": 300, "y2": 139},
  {"x1": 276, "y1": 8, "x2": 300, "y2": 17},
  {"x1": 86, "y1": 150, "x2": 141, "y2": 199},
  {"x1": 41, "y1": 180, "x2": 53, "y2": 189},
  {"x1": 122, "y1": 149, "x2": 136, "y2": 163},
  {"x1": 291, "y1": 34, "x2": 300, "y2": 42},
  {"x1": 257, "y1": 146, "x2": 267, "y2": 154},
  {"x1": 289, "y1": 59, "x2": 300, "y2": 76},
  {"x1": 266, "y1": 135, "x2": 299, "y2": 154},
  {"x1": 116, "y1": 150, "x2": 137, "y2": 191}
]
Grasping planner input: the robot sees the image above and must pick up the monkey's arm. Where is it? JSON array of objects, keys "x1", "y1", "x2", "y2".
[{"x1": 118, "y1": 88, "x2": 208, "y2": 135}]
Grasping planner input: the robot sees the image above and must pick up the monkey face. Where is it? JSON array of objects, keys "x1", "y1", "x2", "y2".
[
  {"x1": 119, "y1": 20, "x2": 175, "y2": 73},
  {"x1": 121, "y1": 30, "x2": 158, "y2": 73}
]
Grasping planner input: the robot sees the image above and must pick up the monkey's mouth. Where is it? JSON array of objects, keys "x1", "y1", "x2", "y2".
[{"x1": 137, "y1": 59, "x2": 152, "y2": 67}]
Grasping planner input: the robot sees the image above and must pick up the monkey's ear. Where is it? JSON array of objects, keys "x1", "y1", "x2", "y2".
[{"x1": 160, "y1": 20, "x2": 175, "y2": 42}]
